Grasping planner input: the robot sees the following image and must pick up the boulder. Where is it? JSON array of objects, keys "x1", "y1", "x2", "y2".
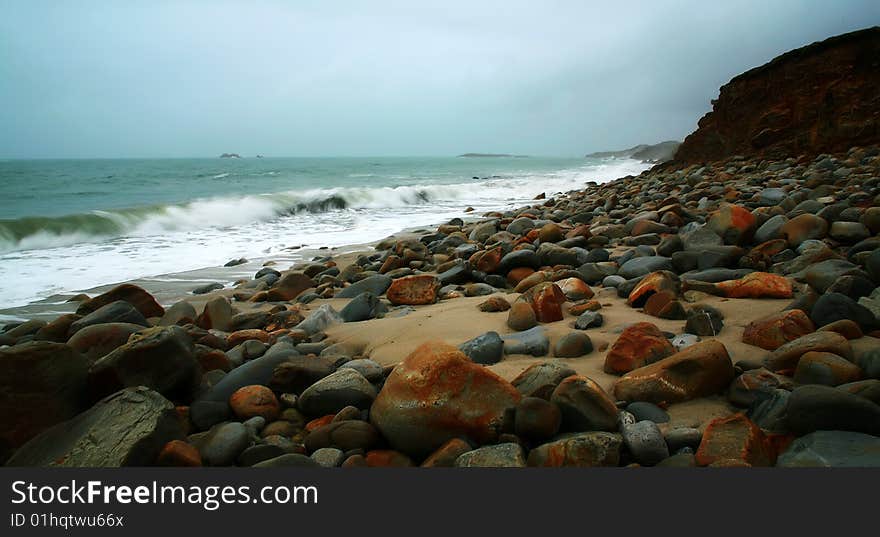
[
  {"x1": 763, "y1": 331, "x2": 852, "y2": 373},
  {"x1": 741, "y1": 310, "x2": 815, "y2": 350},
  {"x1": 386, "y1": 275, "x2": 440, "y2": 305},
  {"x1": 68, "y1": 301, "x2": 148, "y2": 336},
  {"x1": 455, "y1": 443, "x2": 526, "y2": 467},
  {"x1": 266, "y1": 272, "x2": 315, "y2": 302},
  {"x1": 527, "y1": 432, "x2": 622, "y2": 467},
  {"x1": 604, "y1": 322, "x2": 675, "y2": 374},
  {"x1": 550, "y1": 375, "x2": 619, "y2": 432},
  {"x1": 7, "y1": 387, "x2": 182, "y2": 467},
  {"x1": 695, "y1": 413, "x2": 774, "y2": 467},
  {"x1": 793, "y1": 351, "x2": 863, "y2": 386},
  {"x1": 777, "y1": 430, "x2": 880, "y2": 467},
  {"x1": 613, "y1": 340, "x2": 735, "y2": 404},
  {"x1": 67, "y1": 322, "x2": 146, "y2": 361},
  {"x1": 88, "y1": 326, "x2": 200, "y2": 400},
  {"x1": 76, "y1": 283, "x2": 164, "y2": 319},
  {"x1": 0, "y1": 342, "x2": 90, "y2": 463},
  {"x1": 785, "y1": 384, "x2": 880, "y2": 436},
  {"x1": 337, "y1": 274, "x2": 393, "y2": 298},
  {"x1": 511, "y1": 362, "x2": 577, "y2": 400},
  {"x1": 298, "y1": 369, "x2": 377, "y2": 417},
  {"x1": 369, "y1": 342, "x2": 521, "y2": 458},
  {"x1": 458, "y1": 331, "x2": 504, "y2": 365}
]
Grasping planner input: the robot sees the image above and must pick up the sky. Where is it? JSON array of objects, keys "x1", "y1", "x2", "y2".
[{"x1": 1, "y1": 0, "x2": 878, "y2": 158}]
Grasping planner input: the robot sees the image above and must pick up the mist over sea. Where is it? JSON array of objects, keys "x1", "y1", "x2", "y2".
[{"x1": 0, "y1": 156, "x2": 650, "y2": 311}]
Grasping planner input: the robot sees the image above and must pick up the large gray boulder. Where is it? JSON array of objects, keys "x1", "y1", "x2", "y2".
[{"x1": 7, "y1": 387, "x2": 183, "y2": 467}]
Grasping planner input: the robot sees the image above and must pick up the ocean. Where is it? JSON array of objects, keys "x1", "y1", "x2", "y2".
[{"x1": 0, "y1": 156, "x2": 650, "y2": 317}]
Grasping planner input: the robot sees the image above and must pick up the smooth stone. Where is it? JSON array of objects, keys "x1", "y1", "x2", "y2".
[
  {"x1": 621, "y1": 420, "x2": 669, "y2": 466},
  {"x1": 454, "y1": 443, "x2": 526, "y2": 467},
  {"x1": 502, "y1": 326, "x2": 550, "y2": 357},
  {"x1": 626, "y1": 401, "x2": 669, "y2": 423},
  {"x1": 777, "y1": 431, "x2": 880, "y2": 467},
  {"x1": 459, "y1": 331, "x2": 505, "y2": 365}
]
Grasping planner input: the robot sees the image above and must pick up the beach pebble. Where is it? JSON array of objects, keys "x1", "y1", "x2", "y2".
[
  {"x1": 455, "y1": 443, "x2": 526, "y2": 468},
  {"x1": 298, "y1": 369, "x2": 376, "y2": 417},
  {"x1": 621, "y1": 420, "x2": 669, "y2": 466},
  {"x1": 550, "y1": 375, "x2": 619, "y2": 432},
  {"x1": 553, "y1": 331, "x2": 593, "y2": 358},
  {"x1": 458, "y1": 331, "x2": 504, "y2": 365}
]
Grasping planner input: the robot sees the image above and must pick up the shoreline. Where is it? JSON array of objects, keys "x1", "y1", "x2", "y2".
[{"x1": 2, "y1": 145, "x2": 880, "y2": 468}]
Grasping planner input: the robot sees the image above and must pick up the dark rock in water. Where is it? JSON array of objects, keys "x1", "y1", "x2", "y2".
[
  {"x1": 455, "y1": 443, "x2": 526, "y2": 467},
  {"x1": 459, "y1": 331, "x2": 504, "y2": 365},
  {"x1": 811, "y1": 292, "x2": 878, "y2": 331},
  {"x1": 88, "y1": 325, "x2": 199, "y2": 400},
  {"x1": 502, "y1": 326, "x2": 550, "y2": 356},
  {"x1": 626, "y1": 401, "x2": 669, "y2": 423},
  {"x1": 0, "y1": 342, "x2": 91, "y2": 463},
  {"x1": 511, "y1": 362, "x2": 577, "y2": 399},
  {"x1": 68, "y1": 301, "x2": 148, "y2": 336},
  {"x1": 192, "y1": 282, "x2": 224, "y2": 295},
  {"x1": 76, "y1": 283, "x2": 165, "y2": 319},
  {"x1": 785, "y1": 384, "x2": 880, "y2": 436},
  {"x1": 224, "y1": 258, "x2": 248, "y2": 267},
  {"x1": 337, "y1": 274, "x2": 393, "y2": 298},
  {"x1": 527, "y1": 432, "x2": 621, "y2": 467},
  {"x1": 777, "y1": 430, "x2": 880, "y2": 467},
  {"x1": 340, "y1": 292, "x2": 386, "y2": 322},
  {"x1": 66, "y1": 322, "x2": 145, "y2": 361},
  {"x1": 621, "y1": 420, "x2": 669, "y2": 466},
  {"x1": 7, "y1": 387, "x2": 182, "y2": 467},
  {"x1": 298, "y1": 369, "x2": 377, "y2": 417},
  {"x1": 197, "y1": 422, "x2": 250, "y2": 466},
  {"x1": 685, "y1": 305, "x2": 724, "y2": 336},
  {"x1": 618, "y1": 256, "x2": 673, "y2": 280}
]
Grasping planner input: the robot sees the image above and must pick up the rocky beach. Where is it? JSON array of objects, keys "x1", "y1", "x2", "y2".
[{"x1": 3, "y1": 27, "x2": 880, "y2": 468}]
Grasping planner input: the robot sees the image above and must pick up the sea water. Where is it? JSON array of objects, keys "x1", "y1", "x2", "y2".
[{"x1": 0, "y1": 156, "x2": 650, "y2": 313}]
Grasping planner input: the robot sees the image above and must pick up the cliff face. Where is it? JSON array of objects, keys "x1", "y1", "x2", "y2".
[{"x1": 674, "y1": 27, "x2": 880, "y2": 164}]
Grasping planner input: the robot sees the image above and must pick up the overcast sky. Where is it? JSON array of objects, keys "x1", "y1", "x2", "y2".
[{"x1": 1, "y1": 0, "x2": 878, "y2": 158}]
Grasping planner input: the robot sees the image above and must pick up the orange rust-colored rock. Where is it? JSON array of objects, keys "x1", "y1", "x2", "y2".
[
  {"x1": 695, "y1": 414, "x2": 774, "y2": 467},
  {"x1": 627, "y1": 271, "x2": 678, "y2": 308},
  {"x1": 521, "y1": 282, "x2": 566, "y2": 323},
  {"x1": 365, "y1": 450, "x2": 415, "y2": 467},
  {"x1": 506, "y1": 267, "x2": 536, "y2": 286},
  {"x1": 715, "y1": 272, "x2": 793, "y2": 299},
  {"x1": 673, "y1": 28, "x2": 880, "y2": 163},
  {"x1": 569, "y1": 300, "x2": 601, "y2": 316},
  {"x1": 156, "y1": 440, "x2": 202, "y2": 467},
  {"x1": 604, "y1": 322, "x2": 675, "y2": 375},
  {"x1": 469, "y1": 247, "x2": 502, "y2": 273},
  {"x1": 196, "y1": 348, "x2": 231, "y2": 372},
  {"x1": 229, "y1": 385, "x2": 280, "y2": 421},
  {"x1": 742, "y1": 309, "x2": 815, "y2": 350},
  {"x1": 421, "y1": 438, "x2": 473, "y2": 467},
  {"x1": 514, "y1": 271, "x2": 551, "y2": 293},
  {"x1": 370, "y1": 342, "x2": 521, "y2": 459},
  {"x1": 305, "y1": 414, "x2": 335, "y2": 432},
  {"x1": 76, "y1": 283, "x2": 165, "y2": 318},
  {"x1": 613, "y1": 340, "x2": 735, "y2": 404},
  {"x1": 707, "y1": 204, "x2": 757, "y2": 245},
  {"x1": 556, "y1": 277, "x2": 594, "y2": 301},
  {"x1": 386, "y1": 274, "x2": 441, "y2": 305},
  {"x1": 226, "y1": 329, "x2": 270, "y2": 348},
  {"x1": 643, "y1": 291, "x2": 687, "y2": 320}
]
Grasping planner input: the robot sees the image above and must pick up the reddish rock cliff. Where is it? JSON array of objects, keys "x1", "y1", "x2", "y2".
[{"x1": 673, "y1": 27, "x2": 880, "y2": 164}]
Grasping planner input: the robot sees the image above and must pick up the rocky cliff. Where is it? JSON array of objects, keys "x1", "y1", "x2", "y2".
[{"x1": 673, "y1": 27, "x2": 880, "y2": 164}]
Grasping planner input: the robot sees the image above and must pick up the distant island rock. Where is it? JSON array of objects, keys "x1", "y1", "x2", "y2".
[
  {"x1": 585, "y1": 141, "x2": 681, "y2": 163},
  {"x1": 219, "y1": 153, "x2": 241, "y2": 159},
  {"x1": 457, "y1": 153, "x2": 530, "y2": 158}
]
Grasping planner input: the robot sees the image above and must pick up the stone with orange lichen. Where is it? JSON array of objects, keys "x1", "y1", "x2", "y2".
[
  {"x1": 226, "y1": 329, "x2": 269, "y2": 348},
  {"x1": 707, "y1": 203, "x2": 757, "y2": 245},
  {"x1": 695, "y1": 413, "x2": 774, "y2": 467},
  {"x1": 157, "y1": 440, "x2": 202, "y2": 467},
  {"x1": 506, "y1": 267, "x2": 535, "y2": 286},
  {"x1": 556, "y1": 277, "x2": 594, "y2": 301},
  {"x1": 229, "y1": 385, "x2": 280, "y2": 421},
  {"x1": 520, "y1": 282, "x2": 566, "y2": 323},
  {"x1": 421, "y1": 438, "x2": 473, "y2": 467},
  {"x1": 714, "y1": 272, "x2": 793, "y2": 299},
  {"x1": 386, "y1": 274, "x2": 440, "y2": 305},
  {"x1": 370, "y1": 342, "x2": 521, "y2": 458},
  {"x1": 742, "y1": 309, "x2": 815, "y2": 350},
  {"x1": 569, "y1": 300, "x2": 602, "y2": 316},
  {"x1": 468, "y1": 247, "x2": 502, "y2": 273},
  {"x1": 613, "y1": 340, "x2": 735, "y2": 404},
  {"x1": 627, "y1": 271, "x2": 679, "y2": 308},
  {"x1": 604, "y1": 322, "x2": 675, "y2": 375},
  {"x1": 365, "y1": 449, "x2": 414, "y2": 467},
  {"x1": 527, "y1": 432, "x2": 621, "y2": 467}
]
